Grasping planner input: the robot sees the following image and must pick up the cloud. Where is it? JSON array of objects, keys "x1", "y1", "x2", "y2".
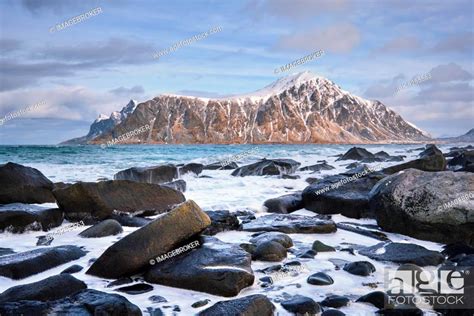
[
  {"x1": 276, "y1": 23, "x2": 361, "y2": 53},
  {"x1": 428, "y1": 62, "x2": 473, "y2": 83},
  {"x1": 0, "y1": 39, "x2": 22, "y2": 54},
  {"x1": 364, "y1": 74, "x2": 405, "y2": 98},
  {"x1": 376, "y1": 36, "x2": 422, "y2": 54},
  {"x1": 248, "y1": 0, "x2": 350, "y2": 20},
  {"x1": 19, "y1": 0, "x2": 100, "y2": 15},
  {"x1": 109, "y1": 85, "x2": 145, "y2": 96},
  {"x1": 433, "y1": 32, "x2": 474, "y2": 54}
]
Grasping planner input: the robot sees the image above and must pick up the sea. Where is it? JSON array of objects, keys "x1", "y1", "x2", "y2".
[{"x1": 0, "y1": 143, "x2": 467, "y2": 315}]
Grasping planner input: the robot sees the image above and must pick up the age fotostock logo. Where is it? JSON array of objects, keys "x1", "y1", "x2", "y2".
[{"x1": 385, "y1": 267, "x2": 472, "y2": 309}]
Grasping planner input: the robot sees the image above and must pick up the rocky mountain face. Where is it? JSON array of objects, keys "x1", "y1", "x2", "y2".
[{"x1": 64, "y1": 72, "x2": 430, "y2": 144}]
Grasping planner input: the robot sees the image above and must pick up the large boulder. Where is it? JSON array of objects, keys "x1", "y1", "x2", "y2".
[
  {"x1": 0, "y1": 289, "x2": 141, "y2": 316},
  {"x1": 87, "y1": 200, "x2": 211, "y2": 279},
  {"x1": 263, "y1": 192, "x2": 303, "y2": 214},
  {"x1": 202, "y1": 210, "x2": 240, "y2": 235},
  {"x1": 162, "y1": 179, "x2": 186, "y2": 192},
  {"x1": 447, "y1": 150, "x2": 474, "y2": 172},
  {"x1": 178, "y1": 163, "x2": 203, "y2": 175},
  {"x1": 0, "y1": 205, "x2": 63, "y2": 233},
  {"x1": 204, "y1": 161, "x2": 238, "y2": 170},
  {"x1": 369, "y1": 169, "x2": 474, "y2": 246},
  {"x1": 0, "y1": 274, "x2": 87, "y2": 303},
  {"x1": 299, "y1": 162, "x2": 335, "y2": 172},
  {"x1": 383, "y1": 144, "x2": 446, "y2": 174},
  {"x1": 198, "y1": 294, "x2": 275, "y2": 316},
  {"x1": 114, "y1": 164, "x2": 178, "y2": 184},
  {"x1": 359, "y1": 242, "x2": 445, "y2": 266},
  {"x1": 336, "y1": 147, "x2": 375, "y2": 161},
  {"x1": 242, "y1": 213, "x2": 336, "y2": 234},
  {"x1": 0, "y1": 245, "x2": 87, "y2": 279},
  {"x1": 0, "y1": 162, "x2": 55, "y2": 204},
  {"x1": 145, "y1": 237, "x2": 254, "y2": 297},
  {"x1": 302, "y1": 172, "x2": 385, "y2": 219},
  {"x1": 53, "y1": 180, "x2": 185, "y2": 222},
  {"x1": 231, "y1": 159, "x2": 300, "y2": 177}
]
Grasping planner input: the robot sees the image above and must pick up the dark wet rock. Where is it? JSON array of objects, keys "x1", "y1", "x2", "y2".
[
  {"x1": 343, "y1": 261, "x2": 376, "y2": 276},
  {"x1": 116, "y1": 283, "x2": 154, "y2": 295},
  {"x1": 145, "y1": 236, "x2": 254, "y2": 297},
  {"x1": 312, "y1": 240, "x2": 336, "y2": 252},
  {"x1": 60, "y1": 264, "x2": 83, "y2": 274},
  {"x1": 198, "y1": 294, "x2": 275, "y2": 316},
  {"x1": 0, "y1": 162, "x2": 55, "y2": 204},
  {"x1": 322, "y1": 310, "x2": 346, "y2": 316},
  {"x1": 87, "y1": 200, "x2": 211, "y2": 279},
  {"x1": 54, "y1": 182, "x2": 71, "y2": 190},
  {"x1": 147, "y1": 307, "x2": 164, "y2": 316},
  {"x1": 162, "y1": 179, "x2": 187, "y2": 192},
  {"x1": 178, "y1": 163, "x2": 204, "y2": 175},
  {"x1": 356, "y1": 291, "x2": 391, "y2": 309},
  {"x1": 149, "y1": 295, "x2": 168, "y2": 303},
  {"x1": 0, "y1": 274, "x2": 86, "y2": 303},
  {"x1": 345, "y1": 162, "x2": 362, "y2": 169},
  {"x1": 114, "y1": 164, "x2": 178, "y2": 184},
  {"x1": 263, "y1": 192, "x2": 303, "y2": 214},
  {"x1": 281, "y1": 295, "x2": 321, "y2": 315},
  {"x1": 336, "y1": 222, "x2": 390, "y2": 241},
  {"x1": 0, "y1": 206, "x2": 63, "y2": 233},
  {"x1": 231, "y1": 158, "x2": 300, "y2": 177},
  {"x1": 109, "y1": 212, "x2": 152, "y2": 227},
  {"x1": 192, "y1": 299, "x2": 211, "y2": 308},
  {"x1": 0, "y1": 245, "x2": 86, "y2": 280},
  {"x1": 337, "y1": 147, "x2": 375, "y2": 161},
  {"x1": 252, "y1": 241, "x2": 287, "y2": 261},
  {"x1": 242, "y1": 213, "x2": 336, "y2": 234},
  {"x1": 320, "y1": 295, "x2": 350, "y2": 308},
  {"x1": 250, "y1": 232, "x2": 293, "y2": 248},
  {"x1": 447, "y1": 150, "x2": 474, "y2": 172},
  {"x1": 383, "y1": 145, "x2": 446, "y2": 174},
  {"x1": 0, "y1": 289, "x2": 142, "y2": 316},
  {"x1": 37, "y1": 235, "x2": 54, "y2": 246},
  {"x1": 53, "y1": 180, "x2": 185, "y2": 222},
  {"x1": 307, "y1": 272, "x2": 334, "y2": 285},
  {"x1": 239, "y1": 243, "x2": 257, "y2": 255},
  {"x1": 199, "y1": 175, "x2": 213, "y2": 178},
  {"x1": 204, "y1": 161, "x2": 239, "y2": 170},
  {"x1": 281, "y1": 174, "x2": 300, "y2": 179},
  {"x1": 79, "y1": 219, "x2": 123, "y2": 238},
  {"x1": 0, "y1": 248, "x2": 14, "y2": 257},
  {"x1": 359, "y1": 242, "x2": 444, "y2": 266},
  {"x1": 369, "y1": 169, "x2": 474, "y2": 246},
  {"x1": 375, "y1": 151, "x2": 405, "y2": 161},
  {"x1": 305, "y1": 177, "x2": 319, "y2": 184},
  {"x1": 299, "y1": 162, "x2": 335, "y2": 172},
  {"x1": 106, "y1": 277, "x2": 134, "y2": 288},
  {"x1": 202, "y1": 210, "x2": 240, "y2": 235},
  {"x1": 302, "y1": 171, "x2": 385, "y2": 219},
  {"x1": 298, "y1": 249, "x2": 317, "y2": 258},
  {"x1": 376, "y1": 305, "x2": 423, "y2": 315},
  {"x1": 442, "y1": 242, "x2": 474, "y2": 259}
]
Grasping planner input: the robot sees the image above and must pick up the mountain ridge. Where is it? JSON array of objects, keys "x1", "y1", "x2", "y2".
[{"x1": 62, "y1": 72, "x2": 431, "y2": 145}]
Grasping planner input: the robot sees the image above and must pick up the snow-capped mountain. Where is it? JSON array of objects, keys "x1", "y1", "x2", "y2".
[
  {"x1": 63, "y1": 72, "x2": 430, "y2": 144},
  {"x1": 61, "y1": 100, "x2": 138, "y2": 144},
  {"x1": 438, "y1": 128, "x2": 474, "y2": 143}
]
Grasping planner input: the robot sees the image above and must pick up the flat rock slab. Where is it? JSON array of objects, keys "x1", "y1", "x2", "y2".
[
  {"x1": 359, "y1": 242, "x2": 445, "y2": 266},
  {"x1": 53, "y1": 180, "x2": 185, "y2": 222},
  {"x1": 145, "y1": 236, "x2": 254, "y2": 297},
  {"x1": 0, "y1": 289, "x2": 141, "y2": 316},
  {"x1": 87, "y1": 200, "x2": 211, "y2": 279},
  {"x1": 198, "y1": 294, "x2": 275, "y2": 316},
  {"x1": 242, "y1": 214, "x2": 336, "y2": 234},
  {"x1": 0, "y1": 162, "x2": 55, "y2": 204},
  {"x1": 0, "y1": 274, "x2": 86, "y2": 303},
  {"x1": 0, "y1": 245, "x2": 87, "y2": 280}
]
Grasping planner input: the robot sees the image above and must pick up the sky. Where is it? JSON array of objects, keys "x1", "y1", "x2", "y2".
[{"x1": 0, "y1": 0, "x2": 473, "y2": 144}]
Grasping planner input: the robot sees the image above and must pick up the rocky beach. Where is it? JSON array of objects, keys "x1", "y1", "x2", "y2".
[{"x1": 0, "y1": 143, "x2": 473, "y2": 315}]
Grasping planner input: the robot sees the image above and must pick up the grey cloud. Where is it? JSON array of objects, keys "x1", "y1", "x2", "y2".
[
  {"x1": 376, "y1": 36, "x2": 422, "y2": 54},
  {"x1": 428, "y1": 63, "x2": 473, "y2": 83},
  {"x1": 433, "y1": 32, "x2": 474, "y2": 54},
  {"x1": 415, "y1": 82, "x2": 474, "y2": 103},
  {"x1": 277, "y1": 23, "x2": 361, "y2": 53},
  {"x1": 364, "y1": 74, "x2": 405, "y2": 98},
  {"x1": 0, "y1": 39, "x2": 22, "y2": 54},
  {"x1": 109, "y1": 85, "x2": 145, "y2": 96},
  {"x1": 20, "y1": 0, "x2": 100, "y2": 15}
]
